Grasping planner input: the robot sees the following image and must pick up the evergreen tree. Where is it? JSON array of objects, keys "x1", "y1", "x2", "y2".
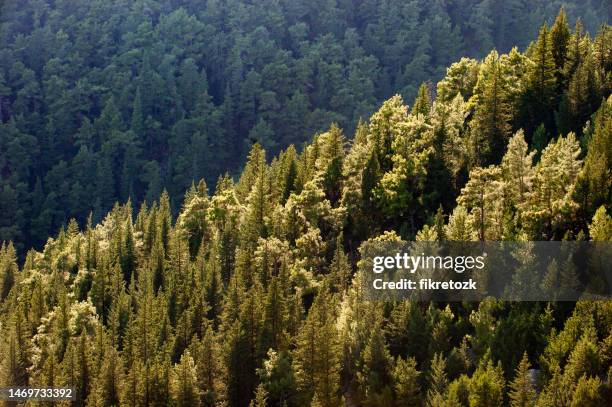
[
  {"x1": 171, "y1": 350, "x2": 200, "y2": 407},
  {"x1": 359, "y1": 315, "x2": 394, "y2": 406},
  {"x1": 574, "y1": 96, "x2": 611, "y2": 220},
  {"x1": 501, "y1": 130, "x2": 535, "y2": 208},
  {"x1": 509, "y1": 352, "x2": 536, "y2": 407},
  {"x1": 523, "y1": 26, "x2": 557, "y2": 134},
  {"x1": 550, "y1": 8, "x2": 571, "y2": 86},
  {"x1": 427, "y1": 353, "x2": 449, "y2": 406},
  {"x1": 468, "y1": 356, "x2": 506, "y2": 407},
  {"x1": 469, "y1": 50, "x2": 512, "y2": 164},
  {"x1": 393, "y1": 356, "x2": 422, "y2": 406},
  {"x1": 524, "y1": 132, "x2": 582, "y2": 238},
  {"x1": 0, "y1": 307, "x2": 30, "y2": 388},
  {"x1": 413, "y1": 83, "x2": 432, "y2": 116},
  {"x1": 293, "y1": 287, "x2": 341, "y2": 407},
  {"x1": 458, "y1": 166, "x2": 503, "y2": 240}
]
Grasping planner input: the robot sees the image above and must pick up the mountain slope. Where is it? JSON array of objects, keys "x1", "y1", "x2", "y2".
[
  {"x1": 0, "y1": 1, "x2": 610, "y2": 251},
  {"x1": 0, "y1": 17, "x2": 611, "y2": 406}
]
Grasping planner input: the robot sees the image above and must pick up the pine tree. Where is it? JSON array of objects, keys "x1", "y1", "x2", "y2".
[
  {"x1": 589, "y1": 206, "x2": 612, "y2": 241},
  {"x1": 158, "y1": 190, "x2": 173, "y2": 254},
  {"x1": 468, "y1": 356, "x2": 506, "y2": 407},
  {"x1": 90, "y1": 340, "x2": 123, "y2": 406},
  {"x1": 447, "y1": 375, "x2": 471, "y2": 406},
  {"x1": 565, "y1": 53, "x2": 601, "y2": 133},
  {"x1": 592, "y1": 25, "x2": 611, "y2": 94},
  {"x1": 121, "y1": 217, "x2": 137, "y2": 282},
  {"x1": 293, "y1": 287, "x2": 341, "y2": 407},
  {"x1": 0, "y1": 306, "x2": 30, "y2": 388},
  {"x1": 322, "y1": 123, "x2": 345, "y2": 205},
  {"x1": 427, "y1": 353, "x2": 449, "y2": 406},
  {"x1": 536, "y1": 365, "x2": 571, "y2": 407},
  {"x1": 204, "y1": 249, "x2": 223, "y2": 324},
  {"x1": 385, "y1": 300, "x2": 430, "y2": 365},
  {"x1": 359, "y1": 316, "x2": 394, "y2": 406},
  {"x1": 242, "y1": 145, "x2": 270, "y2": 247},
  {"x1": 329, "y1": 233, "x2": 351, "y2": 292},
  {"x1": 469, "y1": 50, "x2": 512, "y2": 164},
  {"x1": 524, "y1": 132, "x2": 582, "y2": 238},
  {"x1": 0, "y1": 242, "x2": 18, "y2": 300},
  {"x1": 550, "y1": 8, "x2": 571, "y2": 84},
  {"x1": 257, "y1": 349, "x2": 297, "y2": 407},
  {"x1": 393, "y1": 356, "x2": 422, "y2": 406},
  {"x1": 458, "y1": 165, "x2": 503, "y2": 240},
  {"x1": 574, "y1": 96, "x2": 611, "y2": 219},
  {"x1": 258, "y1": 277, "x2": 287, "y2": 357},
  {"x1": 225, "y1": 285, "x2": 263, "y2": 407},
  {"x1": 570, "y1": 375, "x2": 603, "y2": 407},
  {"x1": 361, "y1": 149, "x2": 381, "y2": 214},
  {"x1": 223, "y1": 320, "x2": 253, "y2": 407},
  {"x1": 563, "y1": 20, "x2": 588, "y2": 82},
  {"x1": 501, "y1": 130, "x2": 535, "y2": 208},
  {"x1": 190, "y1": 325, "x2": 222, "y2": 406},
  {"x1": 177, "y1": 179, "x2": 211, "y2": 260},
  {"x1": 412, "y1": 82, "x2": 432, "y2": 116},
  {"x1": 432, "y1": 92, "x2": 469, "y2": 189},
  {"x1": 281, "y1": 146, "x2": 299, "y2": 204},
  {"x1": 132, "y1": 268, "x2": 156, "y2": 405},
  {"x1": 171, "y1": 350, "x2": 200, "y2": 407},
  {"x1": 60, "y1": 334, "x2": 91, "y2": 407},
  {"x1": 250, "y1": 384, "x2": 268, "y2": 407},
  {"x1": 523, "y1": 25, "x2": 557, "y2": 134},
  {"x1": 445, "y1": 205, "x2": 478, "y2": 241},
  {"x1": 436, "y1": 57, "x2": 480, "y2": 102},
  {"x1": 509, "y1": 352, "x2": 536, "y2": 407}
]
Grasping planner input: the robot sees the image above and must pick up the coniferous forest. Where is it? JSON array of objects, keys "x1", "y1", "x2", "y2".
[
  {"x1": 0, "y1": 0, "x2": 610, "y2": 252},
  {"x1": 1, "y1": 1, "x2": 612, "y2": 406}
]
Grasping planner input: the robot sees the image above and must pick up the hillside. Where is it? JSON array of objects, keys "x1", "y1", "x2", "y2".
[
  {"x1": 0, "y1": 13, "x2": 611, "y2": 406},
  {"x1": 0, "y1": 0, "x2": 610, "y2": 252}
]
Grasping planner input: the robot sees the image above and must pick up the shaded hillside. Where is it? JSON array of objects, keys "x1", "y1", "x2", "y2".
[
  {"x1": 0, "y1": 1, "x2": 610, "y2": 251},
  {"x1": 0, "y1": 16, "x2": 611, "y2": 406}
]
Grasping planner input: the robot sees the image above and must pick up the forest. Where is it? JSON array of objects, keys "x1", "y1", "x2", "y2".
[
  {"x1": 0, "y1": 0, "x2": 611, "y2": 252},
  {"x1": 1, "y1": 1, "x2": 612, "y2": 407}
]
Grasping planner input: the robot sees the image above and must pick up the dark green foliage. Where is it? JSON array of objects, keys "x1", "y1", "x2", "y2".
[
  {"x1": 0, "y1": 6, "x2": 611, "y2": 407},
  {"x1": 0, "y1": 0, "x2": 608, "y2": 251}
]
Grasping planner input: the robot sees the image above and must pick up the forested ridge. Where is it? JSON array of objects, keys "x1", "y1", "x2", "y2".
[
  {"x1": 0, "y1": 0, "x2": 611, "y2": 252},
  {"x1": 0, "y1": 8, "x2": 611, "y2": 406}
]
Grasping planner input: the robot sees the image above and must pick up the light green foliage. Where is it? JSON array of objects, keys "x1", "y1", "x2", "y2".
[
  {"x1": 293, "y1": 287, "x2": 341, "y2": 407},
  {"x1": 433, "y1": 93, "x2": 470, "y2": 181},
  {"x1": 458, "y1": 166, "x2": 504, "y2": 240},
  {"x1": 0, "y1": 10, "x2": 610, "y2": 407},
  {"x1": 437, "y1": 58, "x2": 480, "y2": 102},
  {"x1": 468, "y1": 356, "x2": 506, "y2": 407},
  {"x1": 589, "y1": 206, "x2": 612, "y2": 240},
  {"x1": 394, "y1": 356, "x2": 422, "y2": 406},
  {"x1": 427, "y1": 353, "x2": 449, "y2": 405},
  {"x1": 523, "y1": 132, "x2": 582, "y2": 238},
  {"x1": 445, "y1": 206, "x2": 479, "y2": 241},
  {"x1": 509, "y1": 352, "x2": 536, "y2": 407},
  {"x1": 171, "y1": 351, "x2": 200, "y2": 407},
  {"x1": 501, "y1": 130, "x2": 535, "y2": 209}
]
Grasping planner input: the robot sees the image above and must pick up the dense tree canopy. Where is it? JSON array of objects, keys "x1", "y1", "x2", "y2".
[
  {"x1": 0, "y1": 0, "x2": 610, "y2": 251},
  {"x1": 1, "y1": 8, "x2": 611, "y2": 405}
]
